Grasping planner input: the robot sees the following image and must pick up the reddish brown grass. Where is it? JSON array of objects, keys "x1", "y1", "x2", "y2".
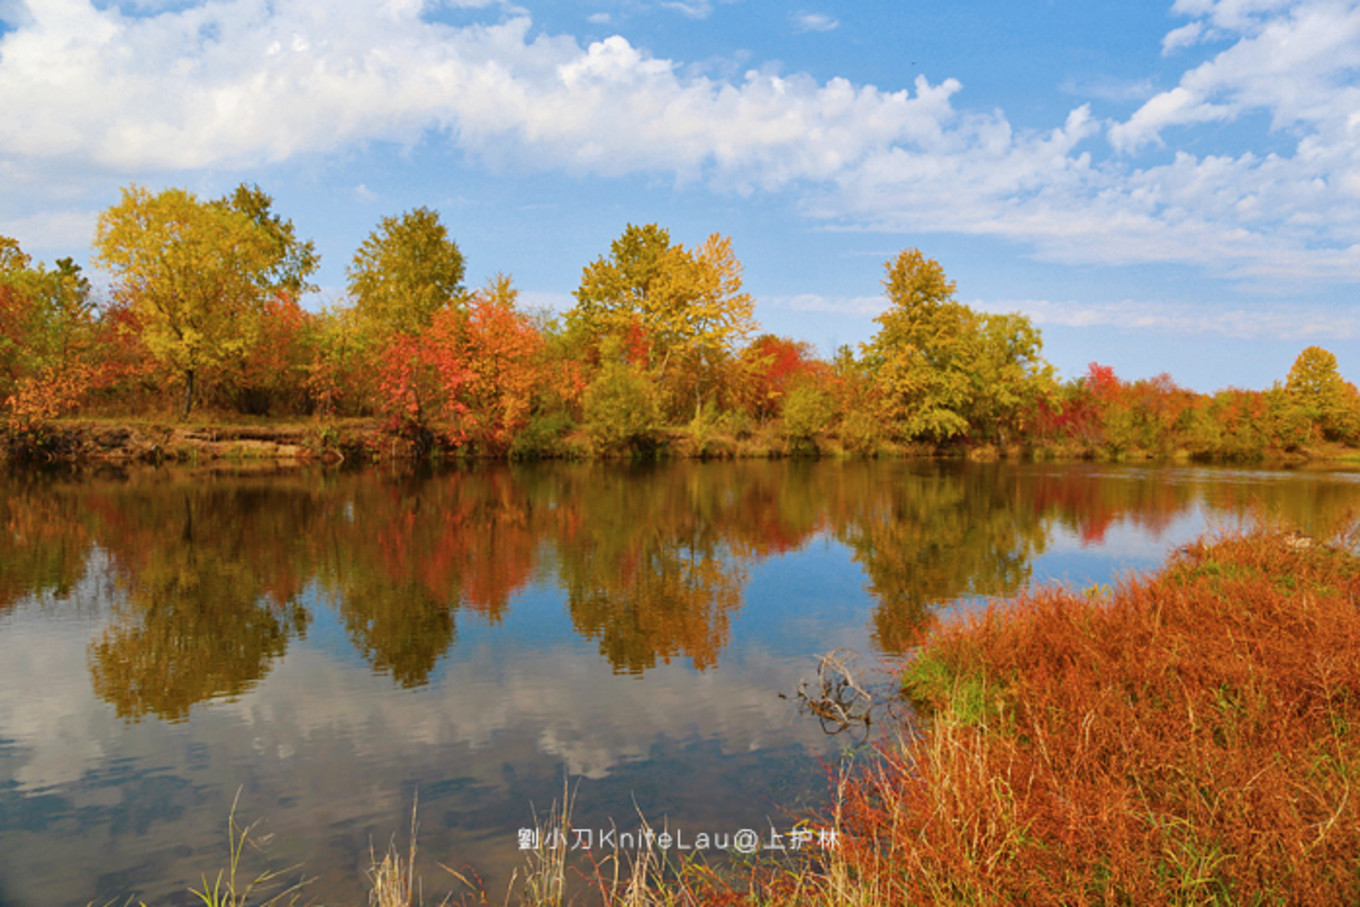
[{"x1": 804, "y1": 525, "x2": 1360, "y2": 905}]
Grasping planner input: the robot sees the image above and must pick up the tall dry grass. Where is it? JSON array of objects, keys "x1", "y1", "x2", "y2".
[{"x1": 806, "y1": 523, "x2": 1360, "y2": 905}]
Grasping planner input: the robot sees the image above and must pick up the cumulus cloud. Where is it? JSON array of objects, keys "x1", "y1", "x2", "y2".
[
  {"x1": 1, "y1": 0, "x2": 1360, "y2": 286},
  {"x1": 1113, "y1": 1, "x2": 1360, "y2": 152},
  {"x1": 0, "y1": 3, "x2": 952, "y2": 185},
  {"x1": 1162, "y1": 20, "x2": 1207, "y2": 52}
]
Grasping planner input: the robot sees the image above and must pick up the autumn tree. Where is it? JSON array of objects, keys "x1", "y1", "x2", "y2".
[
  {"x1": 93, "y1": 186, "x2": 303, "y2": 416},
  {"x1": 1286, "y1": 346, "x2": 1360, "y2": 442},
  {"x1": 739, "y1": 334, "x2": 829, "y2": 421},
  {"x1": 1, "y1": 237, "x2": 100, "y2": 426},
  {"x1": 863, "y1": 249, "x2": 1052, "y2": 443},
  {"x1": 205, "y1": 185, "x2": 322, "y2": 415},
  {"x1": 455, "y1": 275, "x2": 546, "y2": 453},
  {"x1": 215, "y1": 183, "x2": 320, "y2": 296},
  {"x1": 0, "y1": 235, "x2": 28, "y2": 272},
  {"x1": 347, "y1": 207, "x2": 465, "y2": 336},
  {"x1": 583, "y1": 335, "x2": 659, "y2": 453},
  {"x1": 570, "y1": 224, "x2": 755, "y2": 417},
  {"x1": 863, "y1": 249, "x2": 976, "y2": 440},
  {"x1": 963, "y1": 313, "x2": 1054, "y2": 443}
]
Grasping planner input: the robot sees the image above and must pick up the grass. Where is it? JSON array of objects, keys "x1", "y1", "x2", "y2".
[
  {"x1": 784, "y1": 521, "x2": 1360, "y2": 905},
  {"x1": 189, "y1": 790, "x2": 311, "y2": 907}
]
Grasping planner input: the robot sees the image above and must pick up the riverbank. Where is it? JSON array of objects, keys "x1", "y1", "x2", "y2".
[{"x1": 5, "y1": 416, "x2": 1359, "y2": 465}]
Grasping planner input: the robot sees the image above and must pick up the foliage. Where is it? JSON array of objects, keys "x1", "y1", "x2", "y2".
[
  {"x1": 347, "y1": 206, "x2": 465, "y2": 337},
  {"x1": 862, "y1": 248, "x2": 973, "y2": 440},
  {"x1": 5, "y1": 208, "x2": 1360, "y2": 463},
  {"x1": 92, "y1": 185, "x2": 284, "y2": 416},
  {"x1": 780, "y1": 383, "x2": 835, "y2": 449},
  {"x1": 864, "y1": 249, "x2": 1052, "y2": 443},
  {"x1": 582, "y1": 336, "x2": 659, "y2": 453},
  {"x1": 225, "y1": 294, "x2": 318, "y2": 415},
  {"x1": 1287, "y1": 345, "x2": 1360, "y2": 443},
  {"x1": 367, "y1": 275, "x2": 546, "y2": 452},
  {"x1": 455, "y1": 275, "x2": 546, "y2": 454},
  {"x1": 571, "y1": 224, "x2": 756, "y2": 417},
  {"x1": 1, "y1": 237, "x2": 101, "y2": 429},
  {"x1": 372, "y1": 329, "x2": 467, "y2": 448},
  {"x1": 740, "y1": 334, "x2": 830, "y2": 421},
  {"x1": 814, "y1": 527, "x2": 1360, "y2": 905},
  {"x1": 214, "y1": 183, "x2": 320, "y2": 296},
  {"x1": 962, "y1": 312, "x2": 1055, "y2": 442},
  {"x1": 305, "y1": 305, "x2": 376, "y2": 418}
]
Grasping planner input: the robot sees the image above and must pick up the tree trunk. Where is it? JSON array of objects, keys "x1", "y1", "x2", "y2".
[{"x1": 182, "y1": 369, "x2": 196, "y2": 419}]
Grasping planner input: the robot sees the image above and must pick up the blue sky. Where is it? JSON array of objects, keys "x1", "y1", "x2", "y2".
[{"x1": 2, "y1": 0, "x2": 1358, "y2": 391}]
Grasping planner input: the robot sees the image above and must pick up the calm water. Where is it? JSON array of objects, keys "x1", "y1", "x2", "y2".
[{"x1": 1, "y1": 460, "x2": 1358, "y2": 905}]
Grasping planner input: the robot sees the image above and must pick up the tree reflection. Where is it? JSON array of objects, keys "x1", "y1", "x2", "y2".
[
  {"x1": 0, "y1": 470, "x2": 95, "y2": 614},
  {"x1": 88, "y1": 486, "x2": 311, "y2": 720},
  {"x1": 332, "y1": 577, "x2": 454, "y2": 688},
  {"x1": 549, "y1": 465, "x2": 750, "y2": 673},
  {"x1": 1, "y1": 460, "x2": 1353, "y2": 717},
  {"x1": 831, "y1": 464, "x2": 1050, "y2": 653}
]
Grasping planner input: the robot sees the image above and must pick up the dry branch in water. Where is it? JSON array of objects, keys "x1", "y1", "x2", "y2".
[{"x1": 784, "y1": 648, "x2": 875, "y2": 737}]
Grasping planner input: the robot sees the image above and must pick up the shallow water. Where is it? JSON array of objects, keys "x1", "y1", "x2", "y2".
[{"x1": 1, "y1": 459, "x2": 1357, "y2": 905}]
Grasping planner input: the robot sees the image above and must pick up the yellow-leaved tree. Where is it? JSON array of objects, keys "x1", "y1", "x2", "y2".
[
  {"x1": 1285, "y1": 346, "x2": 1360, "y2": 443},
  {"x1": 347, "y1": 206, "x2": 466, "y2": 338},
  {"x1": 863, "y1": 248, "x2": 1052, "y2": 443},
  {"x1": 570, "y1": 224, "x2": 755, "y2": 418},
  {"x1": 93, "y1": 185, "x2": 294, "y2": 417}
]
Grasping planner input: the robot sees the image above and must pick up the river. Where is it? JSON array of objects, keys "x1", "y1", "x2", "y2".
[{"x1": 1, "y1": 460, "x2": 1357, "y2": 905}]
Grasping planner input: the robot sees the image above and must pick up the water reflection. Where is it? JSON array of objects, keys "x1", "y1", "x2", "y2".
[
  {"x1": 2, "y1": 462, "x2": 1359, "y2": 716},
  {"x1": 1, "y1": 461, "x2": 1359, "y2": 904}
]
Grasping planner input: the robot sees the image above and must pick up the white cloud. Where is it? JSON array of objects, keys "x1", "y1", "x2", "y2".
[
  {"x1": 766, "y1": 293, "x2": 885, "y2": 317},
  {"x1": 1, "y1": 0, "x2": 1360, "y2": 288},
  {"x1": 792, "y1": 12, "x2": 838, "y2": 33},
  {"x1": 1114, "y1": 1, "x2": 1360, "y2": 152},
  {"x1": 1058, "y1": 74, "x2": 1156, "y2": 102},
  {"x1": 972, "y1": 297, "x2": 1360, "y2": 340},
  {"x1": 660, "y1": 0, "x2": 712, "y2": 19},
  {"x1": 1162, "y1": 20, "x2": 1207, "y2": 52},
  {"x1": 0, "y1": 4, "x2": 950, "y2": 184},
  {"x1": 0, "y1": 207, "x2": 99, "y2": 248}
]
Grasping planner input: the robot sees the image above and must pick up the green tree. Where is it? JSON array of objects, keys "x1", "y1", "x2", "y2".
[
  {"x1": 347, "y1": 207, "x2": 465, "y2": 336},
  {"x1": 963, "y1": 313, "x2": 1054, "y2": 443},
  {"x1": 93, "y1": 185, "x2": 282, "y2": 416},
  {"x1": 571, "y1": 223, "x2": 675, "y2": 340},
  {"x1": 583, "y1": 335, "x2": 659, "y2": 453},
  {"x1": 1, "y1": 238, "x2": 100, "y2": 424},
  {"x1": 781, "y1": 383, "x2": 835, "y2": 450}
]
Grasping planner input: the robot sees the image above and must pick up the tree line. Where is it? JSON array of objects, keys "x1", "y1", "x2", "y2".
[{"x1": 2, "y1": 182, "x2": 1358, "y2": 459}]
